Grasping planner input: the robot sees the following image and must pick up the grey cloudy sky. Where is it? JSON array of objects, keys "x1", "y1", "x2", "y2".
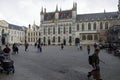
[{"x1": 0, "y1": 0, "x2": 118, "y2": 27}]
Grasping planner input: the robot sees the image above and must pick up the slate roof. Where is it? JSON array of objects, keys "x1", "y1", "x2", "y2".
[
  {"x1": 44, "y1": 12, "x2": 55, "y2": 21},
  {"x1": 77, "y1": 12, "x2": 118, "y2": 21},
  {"x1": 59, "y1": 10, "x2": 72, "y2": 19},
  {"x1": 9, "y1": 24, "x2": 26, "y2": 31}
]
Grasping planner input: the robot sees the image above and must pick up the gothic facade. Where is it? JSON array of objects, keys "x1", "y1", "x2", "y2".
[{"x1": 30, "y1": 1, "x2": 120, "y2": 45}]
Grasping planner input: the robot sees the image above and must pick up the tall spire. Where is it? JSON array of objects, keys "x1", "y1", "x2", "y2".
[
  {"x1": 40, "y1": 7, "x2": 43, "y2": 14},
  {"x1": 56, "y1": 4, "x2": 58, "y2": 12}
]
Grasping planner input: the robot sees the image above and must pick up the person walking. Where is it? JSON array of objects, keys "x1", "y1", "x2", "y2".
[
  {"x1": 37, "y1": 44, "x2": 42, "y2": 52},
  {"x1": 94, "y1": 43, "x2": 97, "y2": 49},
  {"x1": 87, "y1": 45, "x2": 90, "y2": 55},
  {"x1": 25, "y1": 42, "x2": 29, "y2": 52},
  {"x1": 61, "y1": 43, "x2": 64, "y2": 50},
  {"x1": 87, "y1": 48, "x2": 103, "y2": 80},
  {"x1": 0, "y1": 46, "x2": 4, "y2": 62}
]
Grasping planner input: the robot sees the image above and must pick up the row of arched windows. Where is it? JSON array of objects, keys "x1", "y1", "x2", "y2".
[
  {"x1": 43, "y1": 26, "x2": 72, "y2": 35},
  {"x1": 77, "y1": 22, "x2": 109, "y2": 31},
  {"x1": 82, "y1": 34, "x2": 98, "y2": 40},
  {"x1": 43, "y1": 36, "x2": 72, "y2": 43}
]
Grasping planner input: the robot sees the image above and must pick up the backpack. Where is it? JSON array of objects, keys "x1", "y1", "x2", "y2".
[{"x1": 88, "y1": 55, "x2": 94, "y2": 65}]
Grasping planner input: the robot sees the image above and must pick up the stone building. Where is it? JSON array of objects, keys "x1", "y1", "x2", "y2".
[
  {"x1": 27, "y1": 22, "x2": 40, "y2": 45},
  {"x1": 28, "y1": 0, "x2": 120, "y2": 45},
  {"x1": 0, "y1": 20, "x2": 26, "y2": 45}
]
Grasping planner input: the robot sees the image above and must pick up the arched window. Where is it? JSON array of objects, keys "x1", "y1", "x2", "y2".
[
  {"x1": 93, "y1": 22, "x2": 96, "y2": 30},
  {"x1": 88, "y1": 23, "x2": 91, "y2": 30},
  {"x1": 105, "y1": 22, "x2": 108, "y2": 29},
  {"x1": 53, "y1": 36, "x2": 55, "y2": 42},
  {"x1": 82, "y1": 35, "x2": 86, "y2": 40},
  {"x1": 69, "y1": 26, "x2": 71, "y2": 34},
  {"x1": 100, "y1": 22, "x2": 103, "y2": 30},
  {"x1": 53, "y1": 27, "x2": 55, "y2": 34},
  {"x1": 82, "y1": 23, "x2": 84, "y2": 31},
  {"x1": 58, "y1": 36, "x2": 60, "y2": 42},
  {"x1": 87, "y1": 35, "x2": 93, "y2": 40},
  {"x1": 48, "y1": 27, "x2": 50, "y2": 34},
  {"x1": 77, "y1": 24, "x2": 79, "y2": 31}
]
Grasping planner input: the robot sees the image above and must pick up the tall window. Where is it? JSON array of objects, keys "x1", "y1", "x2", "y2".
[
  {"x1": 93, "y1": 22, "x2": 96, "y2": 30},
  {"x1": 53, "y1": 27, "x2": 55, "y2": 34},
  {"x1": 82, "y1": 35, "x2": 86, "y2": 40},
  {"x1": 58, "y1": 27, "x2": 60, "y2": 34},
  {"x1": 87, "y1": 35, "x2": 92, "y2": 40},
  {"x1": 82, "y1": 23, "x2": 84, "y2": 31},
  {"x1": 105, "y1": 22, "x2": 108, "y2": 29},
  {"x1": 44, "y1": 28, "x2": 45, "y2": 35},
  {"x1": 58, "y1": 36, "x2": 60, "y2": 42},
  {"x1": 48, "y1": 27, "x2": 50, "y2": 34},
  {"x1": 69, "y1": 36, "x2": 72, "y2": 43},
  {"x1": 63, "y1": 27, "x2": 66, "y2": 34},
  {"x1": 53, "y1": 36, "x2": 55, "y2": 42},
  {"x1": 100, "y1": 22, "x2": 103, "y2": 30},
  {"x1": 69, "y1": 26, "x2": 71, "y2": 34},
  {"x1": 88, "y1": 23, "x2": 91, "y2": 30},
  {"x1": 94, "y1": 34, "x2": 98, "y2": 40},
  {"x1": 43, "y1": 37, "x2": 46, "y2": 44},
  {"x1": 77, "y1": 24, "x2": 79, "y2": 31}
]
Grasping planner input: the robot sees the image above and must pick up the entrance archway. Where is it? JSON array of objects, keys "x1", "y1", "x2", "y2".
[
  {"x1": 48, "y1": 39, "x2": 51, "y2": 45},
  {"x1": 63, "y1": 39, "x2": 66, "y2": 45},
  {"x1": 75, "y1": 38, "x2": 80, "y2": 45}
]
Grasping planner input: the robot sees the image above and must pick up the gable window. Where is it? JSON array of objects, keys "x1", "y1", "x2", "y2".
[
  {"x1": 93, "y1": 22, "x2": 96, "y2": 30},
  {"x1": 88, "y1": 23, "x2": 91, "y2": 30},
  {"x1": 100, "y1": 22, "x2": 103, "y2": 30},
  {"x1": 82, "y1": 23, "x2": 84, "y2": 31},
  {"x1": 105, "y1": 22, "x2": 108, "y2": 29}
]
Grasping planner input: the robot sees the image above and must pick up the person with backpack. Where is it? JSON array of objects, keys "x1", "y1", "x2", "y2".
[{"x1": 88, "y1": 48, "x2": 103, "y2": 80}]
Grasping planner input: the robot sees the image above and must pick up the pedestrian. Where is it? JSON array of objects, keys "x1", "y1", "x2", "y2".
[
  {"x1": 79, "y1": 44, "x2": 82, "y2": 50},
  {"x1": 61, "y1": 43, "x2": 64, "y2": 50},
  {"x1": 94, "y1": 43, "x2": 97, "y2": 49},
  {"x1": 25, "y1": 42, "x2": 29, "y2": 51},
  {"x1": 39, "y1": 44, "x2": 42, "y2": 52},
  {"x1": 87, "y1": 45, "x2": 90, "y2": 55},
  {"x1": 37, "y1": 44, "x2": 42, "y2": 52},
  {"x1": 0, "y1": 46, "x2": 4, "y2": 62},
  {"x1": 34, "y1": 42, "x2": 37, "y2": 47},
  {"x1": 87, "y1": 48, "x2": 103, "y2": 80},
  {"x1": 12, "y1": 43, "x2": 16, "y2": 54}
]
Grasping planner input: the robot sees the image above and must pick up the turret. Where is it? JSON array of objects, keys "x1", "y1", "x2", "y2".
[
  {"x1": 118, "y1": 0, "x2": 120, "y2": 18},
  {"x1": 40, "y1": 7, "x2": 44, "y2": 22},
  {"x1": 55, "y1": 5, "x2": 59, "y2": 20},
  {"x1": 72, "y1": 2, "x2": 77, "y2": 19}
]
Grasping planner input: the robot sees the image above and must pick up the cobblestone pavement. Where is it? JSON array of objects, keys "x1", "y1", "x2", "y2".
[{"x1": 0, "y1": 45, "x2": 120, "y2": 80}]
